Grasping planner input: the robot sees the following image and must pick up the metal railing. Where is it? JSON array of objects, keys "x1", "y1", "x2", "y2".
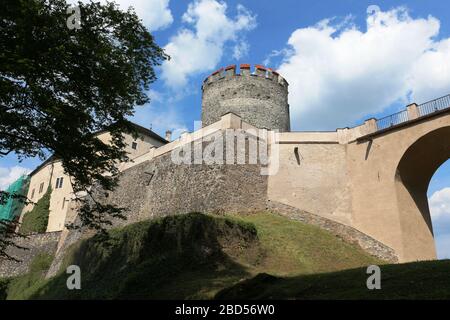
[
  {"x1": 375, "y1": 94, "x2": 450, "y2": 131},
  {"x1": 376, "y1": 110, "x2": 409, "y2": 131},
  {"x1": 417, "y1": 94, "x2": 450, "y2": 117}
]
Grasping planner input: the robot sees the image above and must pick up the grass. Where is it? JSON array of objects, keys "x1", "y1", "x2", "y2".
[
  {"x1": 4, "y1": 253, "x2": 53, "y2": 300},
  {"x1": 22, "y1": 213, "x2": 260, "y2": 299},
  {"x1": 1, "y1": 212, "x2": 383, "y2": 300},
  {"x1": 3, "y1": 212, "x2": 447, "y2": 300},
  {"x1": 215, "y1": 259, "x2": 450, "y2": 300},
  {"x1": 0, "y1": 213, "x2": 450, "y2": 299},
  {"x1": 228, "y1": 213, "x2": 384, "y2": 276},
  {"x1": 0, "y1": 278, "x2": 10, "y2": 300}
]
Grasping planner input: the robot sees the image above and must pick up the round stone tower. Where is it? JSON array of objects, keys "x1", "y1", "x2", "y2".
[{"x1": 201, "y1": 64, "x2": 290, "y2": 132}]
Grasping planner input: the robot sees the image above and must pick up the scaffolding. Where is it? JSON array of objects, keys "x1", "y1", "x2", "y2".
[{"x1": 0, "y1": 175, "x2": 30, "y2": 222}]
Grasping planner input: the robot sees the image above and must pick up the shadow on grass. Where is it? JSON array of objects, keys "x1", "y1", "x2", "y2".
[
  {"x1": 29, "y1": 213, "x2": 259, "y2": 299},
  {"x1": 215, "y1": 259, "x2": 450, "y2": 300}
]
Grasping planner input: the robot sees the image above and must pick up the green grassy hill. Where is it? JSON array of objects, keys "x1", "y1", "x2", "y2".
[
  {"x1": 1, "y1": 212, "x2": 384, "y2": 299},
  {"x1": 2, "y1": 212, "x2": 448, "y2": 300}
]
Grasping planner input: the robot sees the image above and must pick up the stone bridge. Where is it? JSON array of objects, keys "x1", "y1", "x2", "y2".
[
  {"x1": 269, "y1": 94, "x2": 450, "y2": 262},
  {"x1": 349, "y1": 96, "x2": 450, "y2": 262}
]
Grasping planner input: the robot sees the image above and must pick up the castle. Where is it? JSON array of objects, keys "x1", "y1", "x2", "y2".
[{"x1": 2, "y1": 63, "x2": 450, "y2": 277}]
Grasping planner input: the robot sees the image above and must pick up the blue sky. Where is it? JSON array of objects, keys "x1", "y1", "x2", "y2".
[{"x1": 1, "y1": 0, "x2": 450, "y2": 258}]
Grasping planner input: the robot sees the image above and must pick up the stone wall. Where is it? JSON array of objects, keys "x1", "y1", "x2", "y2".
[
  {"x1": 96, "y1": 130, "x2": 269, "y2": 228},
  {"x1": 202, "y1": 64, "x2": 290, "y2": 132},
  {"x1": 268, "y1": 142, "x2": 352, "y2": 226},
  {"x1": 45, "y1": 227, "x2": 89, "y2": 278},
  {"x1": 0, "y1": 231, "x2": 61, "y2": 277}
]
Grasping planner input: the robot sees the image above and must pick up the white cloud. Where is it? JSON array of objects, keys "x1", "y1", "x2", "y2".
[
  {"x1": 0, "y1": 166, "x2": 31, "y2": 191},
  {"x1": 161, "y1": 0, "x2": 256, "y2": 88},
  {"x1": 232, "y1": 41, "x2": 249, "y2": 60},
  {"x1": 429, "y1": 187, "x2": 450, "y2": 220},
  {"x1": 277, "y1": 7, "x2": 450, "y2": 130},
  {"x1": 429, "y1": 188, "x2": 450, "y2": 259},
  {"x1": 147, "y1": 89, "x2": 164, "y2": 103},
  {"x1": 263, "y1": 48, "x2": 292, "y2": 66},
  {"x1": 69, "y1": 0, "x2": 173, "y2": 31},
  {"x1": 435, "y1": 234, "x2": 450, "y2": 260},
  {"x1": 408, "y1": 38, "x2": 450, "y2": 102}
]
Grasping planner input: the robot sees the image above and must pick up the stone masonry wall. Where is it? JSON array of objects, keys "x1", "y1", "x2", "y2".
[
  {"x1": 0, "y1": 231, "x2": 61, "y2": 277},
  {"x1": 268, "y1": 142, "x2": 353, "y2": 226},
  {"x1": 202, "y1": 65, "x2": 290, "y2": 132},
  {"x1": 96, "y1": 130, "x2": 269, "y2": 228}
]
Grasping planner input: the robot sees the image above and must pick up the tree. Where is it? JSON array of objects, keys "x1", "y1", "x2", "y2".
[
  {"x1": 0, "y1": 0, "x2": 168, "y2": 256},
  {"x1": 20, "y1": 187, "x2": 51, "y2": 235}
]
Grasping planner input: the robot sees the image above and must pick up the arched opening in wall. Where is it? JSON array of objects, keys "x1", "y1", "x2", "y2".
[
  {"x1": 395, "y1": 126, "x2": 450, "y2": 261},
  {"x1": 428, "y1": 160, "x2": 450, "y2": 259}
]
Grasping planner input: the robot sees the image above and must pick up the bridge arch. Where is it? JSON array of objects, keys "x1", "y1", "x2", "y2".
[
  {"x1": 348, "y1": 110, "x2": 450, "y2": 262},
  {"x1": 394, "y1": 126, "x2": 450, "y2": 261}
]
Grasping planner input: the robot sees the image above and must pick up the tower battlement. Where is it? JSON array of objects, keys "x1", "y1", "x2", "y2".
[
  {"x1": 201, "y1": 64, "x2": 291, "y2": 132},
  {"x1": 202, "y1": 64, "x2": 288, "y2": 90}
]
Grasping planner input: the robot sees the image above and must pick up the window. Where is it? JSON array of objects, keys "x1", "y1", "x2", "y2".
[
  {"x1": 62, "y1": 197, "x2": 66, "y2": 209},
  {"x1": 39, "y1": 182, "x2": 44, "y2": 193},
  {"x1": 131, "y1": 141, "x2": 137, "y2": 150},
  {"x1": 55, "y1": 177, "x2": 64, "y2": 189},
  {"x1": 31, "y1": 189, "x2": 35, "y2": 199}
]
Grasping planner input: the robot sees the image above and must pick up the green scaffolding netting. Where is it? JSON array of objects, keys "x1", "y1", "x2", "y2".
[{"x1": 0, "y1": 175, "x2": 30, "y2": 221}]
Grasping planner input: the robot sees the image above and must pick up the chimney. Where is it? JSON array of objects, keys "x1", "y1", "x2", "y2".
[{"x1": 165, "y1": 130, "x2": 172, "y2": 142}]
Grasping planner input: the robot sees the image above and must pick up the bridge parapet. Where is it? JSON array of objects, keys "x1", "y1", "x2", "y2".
[
  {"x1": 337, "y1": 93, "x2": 450, "y2": 143},
  {"x1": 375, "y1": 94, "x2": 450, "y2": 132},
  {"x1": 417, "y1": 94, "x2": 450, "y2": 117}
]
